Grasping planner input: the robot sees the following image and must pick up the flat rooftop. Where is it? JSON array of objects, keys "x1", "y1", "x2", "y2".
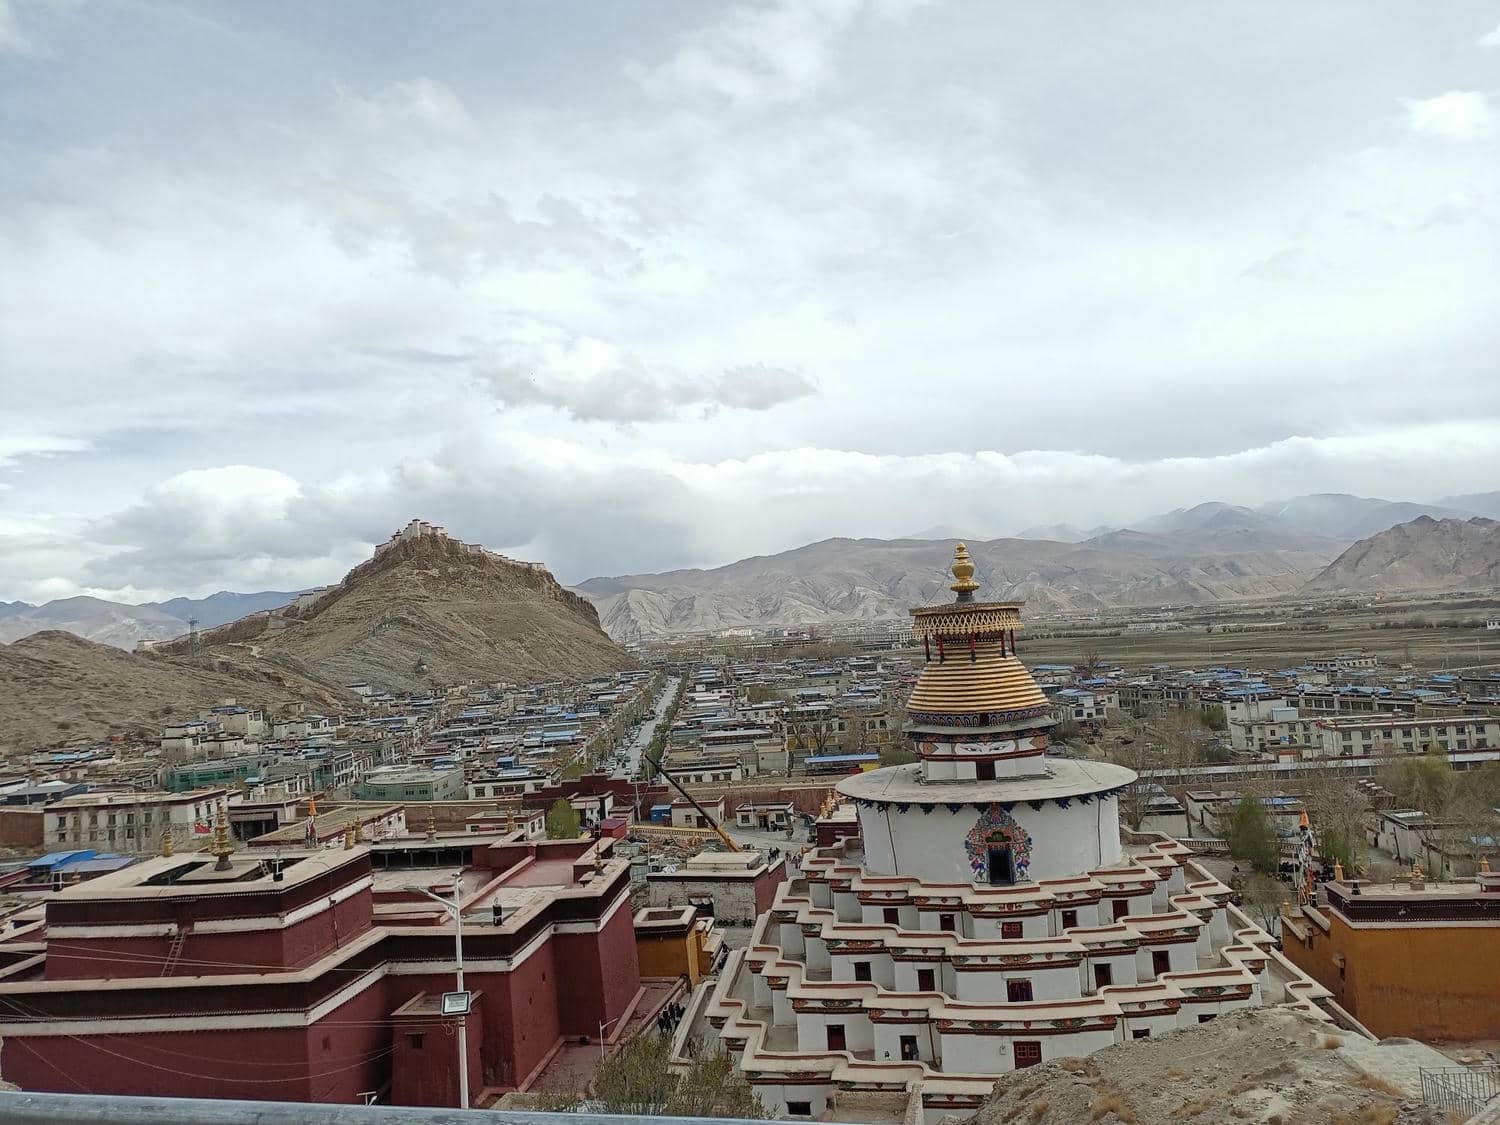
[{"x1": 837, "y1": 757, "x2": 1136, "y2": 804}]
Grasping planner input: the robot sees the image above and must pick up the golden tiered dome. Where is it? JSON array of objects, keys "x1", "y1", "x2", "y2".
[
  {"x1": 906, "y1": 544, "x2": 1051, "y2": 726},
  {"x1": 906, "y1": 645, "x2": 1049, "y2": 717}
]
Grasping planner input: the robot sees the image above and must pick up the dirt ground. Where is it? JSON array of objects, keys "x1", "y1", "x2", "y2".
[{"x1": 971, "y1": 1006, "x2": 1462, "y2": 1125}]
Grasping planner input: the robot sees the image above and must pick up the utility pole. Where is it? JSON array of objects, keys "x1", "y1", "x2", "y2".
[{"x1": 405, "y1": 875, "x2": 469, "y2": 1108}]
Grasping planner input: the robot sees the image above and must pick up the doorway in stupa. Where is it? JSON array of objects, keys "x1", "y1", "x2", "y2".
[{"x1": 987, "y1": 846, "x2": 1016, "y2": 885}]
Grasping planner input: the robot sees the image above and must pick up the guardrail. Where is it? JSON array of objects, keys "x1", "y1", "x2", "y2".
[
  {"x1": 1420, "y1": 1065, "x2": 1500, "y2": 1118},
  {"x1": 0, "y1": 1092, "x2": 774, "y2": 1125}
]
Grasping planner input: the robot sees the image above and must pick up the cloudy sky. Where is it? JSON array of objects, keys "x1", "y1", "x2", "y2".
[{"x1": 3, "y1": 0, "x2": 1499, "y2": 603}]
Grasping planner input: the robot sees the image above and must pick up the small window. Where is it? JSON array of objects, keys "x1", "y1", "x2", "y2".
[
  {"x1": 1061, "y1": 909, "x2": 1078, "y2": 930},
  {"x1": 939, "y1": 913, "x2": 956, "y2": 932},
  {"x1": 883, "y1": 907, "x2": 900, "y2": 925},
  {"x1": 1006, "y1": 979, "x2": 1034, "y2": 1003},
  {"x1": 786, "y1": 1102, "x2": 812, "y2": 1117},
  {"x1": 1132, "y1": 1028, "x2": 1151, "y2": 1039},
  {"x1": 975, "y1": 760, "x2": 996, "y2": 781},
  {"x1": 1112, "y1": 900, "x2": 1129, "y2": 921},
  {"x1": 1197, "y1": 1014, "x2": 1217, "y2": 1024},
  {"x1": 1013, "y1": 1040, "x2": 1042, "y2": 1069},
  {"x1": 1094, "y1": 963, "x2": 1113, "y2": 989},
  {"x1": 407, "y1": 1033, "x2": 425, "y2": 1049},
  {"x1": 899, "y1": 1034, "x2": 919, "y2": 1061},
  {"x1": 854, "y1": 961, "x2": 872, "y2": 982},
  {"x1": 1001, "y1": 921, "x2": 1022, "y2": 940},
  {"x1": 917, "y1": 968, "x2": 936, "y2": 992},
  {"x1": 1152, "y1": 950, "x2": 1171, "y2": 977}
]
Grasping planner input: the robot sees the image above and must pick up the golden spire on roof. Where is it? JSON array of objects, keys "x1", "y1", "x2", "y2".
[
  {"x1": 343, "y1": 822, "x2": 357, "y2": 850},
  {"x1": 161, "y1": 826, "x2": 174, "y2": 858},
  {"x1": 949, "y1": 542, "x2": 980, "y2": 602},
  {"x1": 426, "y1": 813, "x2": 437, "y2": 840}
]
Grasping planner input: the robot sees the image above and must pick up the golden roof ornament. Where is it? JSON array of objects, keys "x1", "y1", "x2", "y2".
[
  {"x1": 161, "y1": 827, "x2": 174, "y2": 858},
  {"x1": 949, "y1": 543, "x2": 980, "y2": 603},
  {"x1": 343, "y1": 823, "x2": 357, "y2": 850},
  {"x1": 426, "y1": 813, "x2": 437, "y2": 841}
]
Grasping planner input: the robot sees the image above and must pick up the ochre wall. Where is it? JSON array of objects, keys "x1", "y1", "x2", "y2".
[
  {"x1": 1285, "y1": 912, "x2": 1500, "y2": 1040},
  {"x1": 637, "y1": 929, "x2": 703, "y2": 985}
]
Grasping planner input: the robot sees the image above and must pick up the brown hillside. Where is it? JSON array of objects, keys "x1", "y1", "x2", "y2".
[
  {"x1": 158, "y1": 531, "x2": 633, "y2": 691},
  {"x1": 1303, "y1": 515, "x2": 1500, "y2": 594},
  {"x1": 0, "y1": 631, "x2": 341, "y2": 754}
]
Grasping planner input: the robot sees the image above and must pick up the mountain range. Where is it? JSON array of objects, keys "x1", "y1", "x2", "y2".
[
  {"x1": 0, "y1": 591, "x2": 302, "y2": 649},
  {"x1": 579, "y1": 492, "x2": 1500, "y2": 641},
  {"x1": 2, "y1": 491, "x2": 1495, "y2": 650}
]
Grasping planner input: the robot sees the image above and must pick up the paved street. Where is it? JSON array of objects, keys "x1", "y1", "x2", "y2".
[{"x1": 611, "y1": 675, "x2": 680, "y2": 780}]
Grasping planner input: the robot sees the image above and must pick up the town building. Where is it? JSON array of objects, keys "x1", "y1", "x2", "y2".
[
  {"x1": 1281, "y1": 864, "x2": 1500, "y2": 1041},
  {"x1": 647, "y1": 848, "x2": 788, "y2": 924},
  {"x1": 353, "y1": 767, "x2": 467, "y2": 803},
  {"x1": 1309, "y1": 713, "x2": 1499, "y2": 758},
  {"x1": 703, "y1": 546, "x2": 1332, "y2": 1121},
  {"x1": 41, "y1": 788, "x2": 234, "y2": 855}
]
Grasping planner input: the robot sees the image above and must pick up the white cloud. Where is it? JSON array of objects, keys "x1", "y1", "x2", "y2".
[
  {"x1": 1405, "y1": 90, "x2": 1495, "y2": 141},
  {"x1": 632, "y1": 0, "x2": 864, "y2": 107},
  {"x1": 0, "y1": 0, "x2": 35, "y2": 56},
  {"x1": 1479, "y1": 22, "x2": 1500, "y2": 48},
  {"x1": 3, "y1": 4, "x2": 1500, "y2": 600},
  {"x1": 18, "y1": 419, "x2": 1494, "y2": 600}
]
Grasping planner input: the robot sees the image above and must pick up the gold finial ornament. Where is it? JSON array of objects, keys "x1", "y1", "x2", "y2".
[
  {"x1": 344, "y1": 823, "x2": 357, "y2": 850},
  {"x1": 949, "y1": 542, "x2": 980, "y2": 601},
  {"x1": 161, "y1": 827, "x2": 174, "y2": 858},
  {"x1": 426, "y1": 813, "x2": 437, "y2": 840}
]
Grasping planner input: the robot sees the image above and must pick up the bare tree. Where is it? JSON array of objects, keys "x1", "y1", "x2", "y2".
[
  {"x1": 1299, "y1": 771, "x2": 1371, "y2": 876},
  {"x1": 1240, "y1": 872, "x2": 1286, "y2": 935},
  {"x1": 540, "y1": 1033, "x2": 763, "y2": 1119}
]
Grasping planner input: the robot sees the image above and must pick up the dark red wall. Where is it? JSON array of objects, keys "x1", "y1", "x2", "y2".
[{"x1": 46, "y1": 889, "x2": 375, "y2": 980}]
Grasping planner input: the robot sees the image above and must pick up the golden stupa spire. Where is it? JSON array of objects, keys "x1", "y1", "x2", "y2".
[
  {"x1": 343, "y1": 822, "x2": 357, "y2": 850},
  {"x1": 161, "y1": 826, "x2": 174, "y2": 858},
  {"x1": 211, "y1": 799, "x2": 234, "y2": 871},
  {"x1": 949, "y1": 542, "x2": 980, "y2": 602},
  {"x1": 426, "y1": 813, "x2": 437, "y2": 840}
]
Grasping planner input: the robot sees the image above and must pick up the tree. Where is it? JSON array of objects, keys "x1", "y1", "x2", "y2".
[
  {"x1": 542, "y1": 1033, "x2": 763, "y2": 1118},
  {"x1": 1227, "y1": 797, "x2": 1279, "y2": 875},
  {"x1": 545, "y1": 799, "x2": 581, "y2": 840},
  {"x1": 1299, "y1": 772, "x2": 1369, "y2": 875},
  {"x1": 1077, "y1": 646, "x2": 1104, "y2": 680},
  {"x1": 879, "y1": 743, "x2": 919, "y2": 767},
  {"x1": 1199, "y1": 704, "x2": 1227, "y2": 732},
  {"x1": 1240, "y1": 872, "x2": 1286, "y2": 935}
]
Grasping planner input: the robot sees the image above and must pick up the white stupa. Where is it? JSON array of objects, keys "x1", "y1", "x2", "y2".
[{"x1": 703, "y1": 545, "x2": 1332, "y2": 1122}]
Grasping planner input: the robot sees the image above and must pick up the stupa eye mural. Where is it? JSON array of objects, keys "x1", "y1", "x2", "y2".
[{"x1": 704, "y1": 542, "x2": 1331, "y2": 1123}]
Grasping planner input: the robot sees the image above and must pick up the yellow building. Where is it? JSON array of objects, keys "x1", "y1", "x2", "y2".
[
  {"x1": 634, "y1": 905, "x2": 723, "y2": 986},
  {"x1": 1281, "y1": 863, "x2": 1500, "y2": 1041}
]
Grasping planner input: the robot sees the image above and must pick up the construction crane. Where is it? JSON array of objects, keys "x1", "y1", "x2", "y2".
[{"x1": 641, "y1": 747, "x2": 741, "y2": 853}]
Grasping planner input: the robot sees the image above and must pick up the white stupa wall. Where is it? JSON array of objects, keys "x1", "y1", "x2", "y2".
[{"x1": 857, "y1": 795, "x2": 1125, "y2": 884}]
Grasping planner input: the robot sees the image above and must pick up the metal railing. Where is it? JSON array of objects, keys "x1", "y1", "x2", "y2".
[
  {"x1": 0, "y1": 1092, "x2": 780, "y2": 1125},
  {"x1": 1420, "y1": 1065, "x2": 1500, "y2": 1118}
]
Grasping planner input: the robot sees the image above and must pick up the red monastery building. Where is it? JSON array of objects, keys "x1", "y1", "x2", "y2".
[{"x1": 0, "y1": 816, "x2": 641, "y2": 1106}]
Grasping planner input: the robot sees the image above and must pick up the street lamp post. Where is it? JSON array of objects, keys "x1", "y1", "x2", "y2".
[{"x1": 406, "y1": 875, "x2": 469, "y2": 1109}]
